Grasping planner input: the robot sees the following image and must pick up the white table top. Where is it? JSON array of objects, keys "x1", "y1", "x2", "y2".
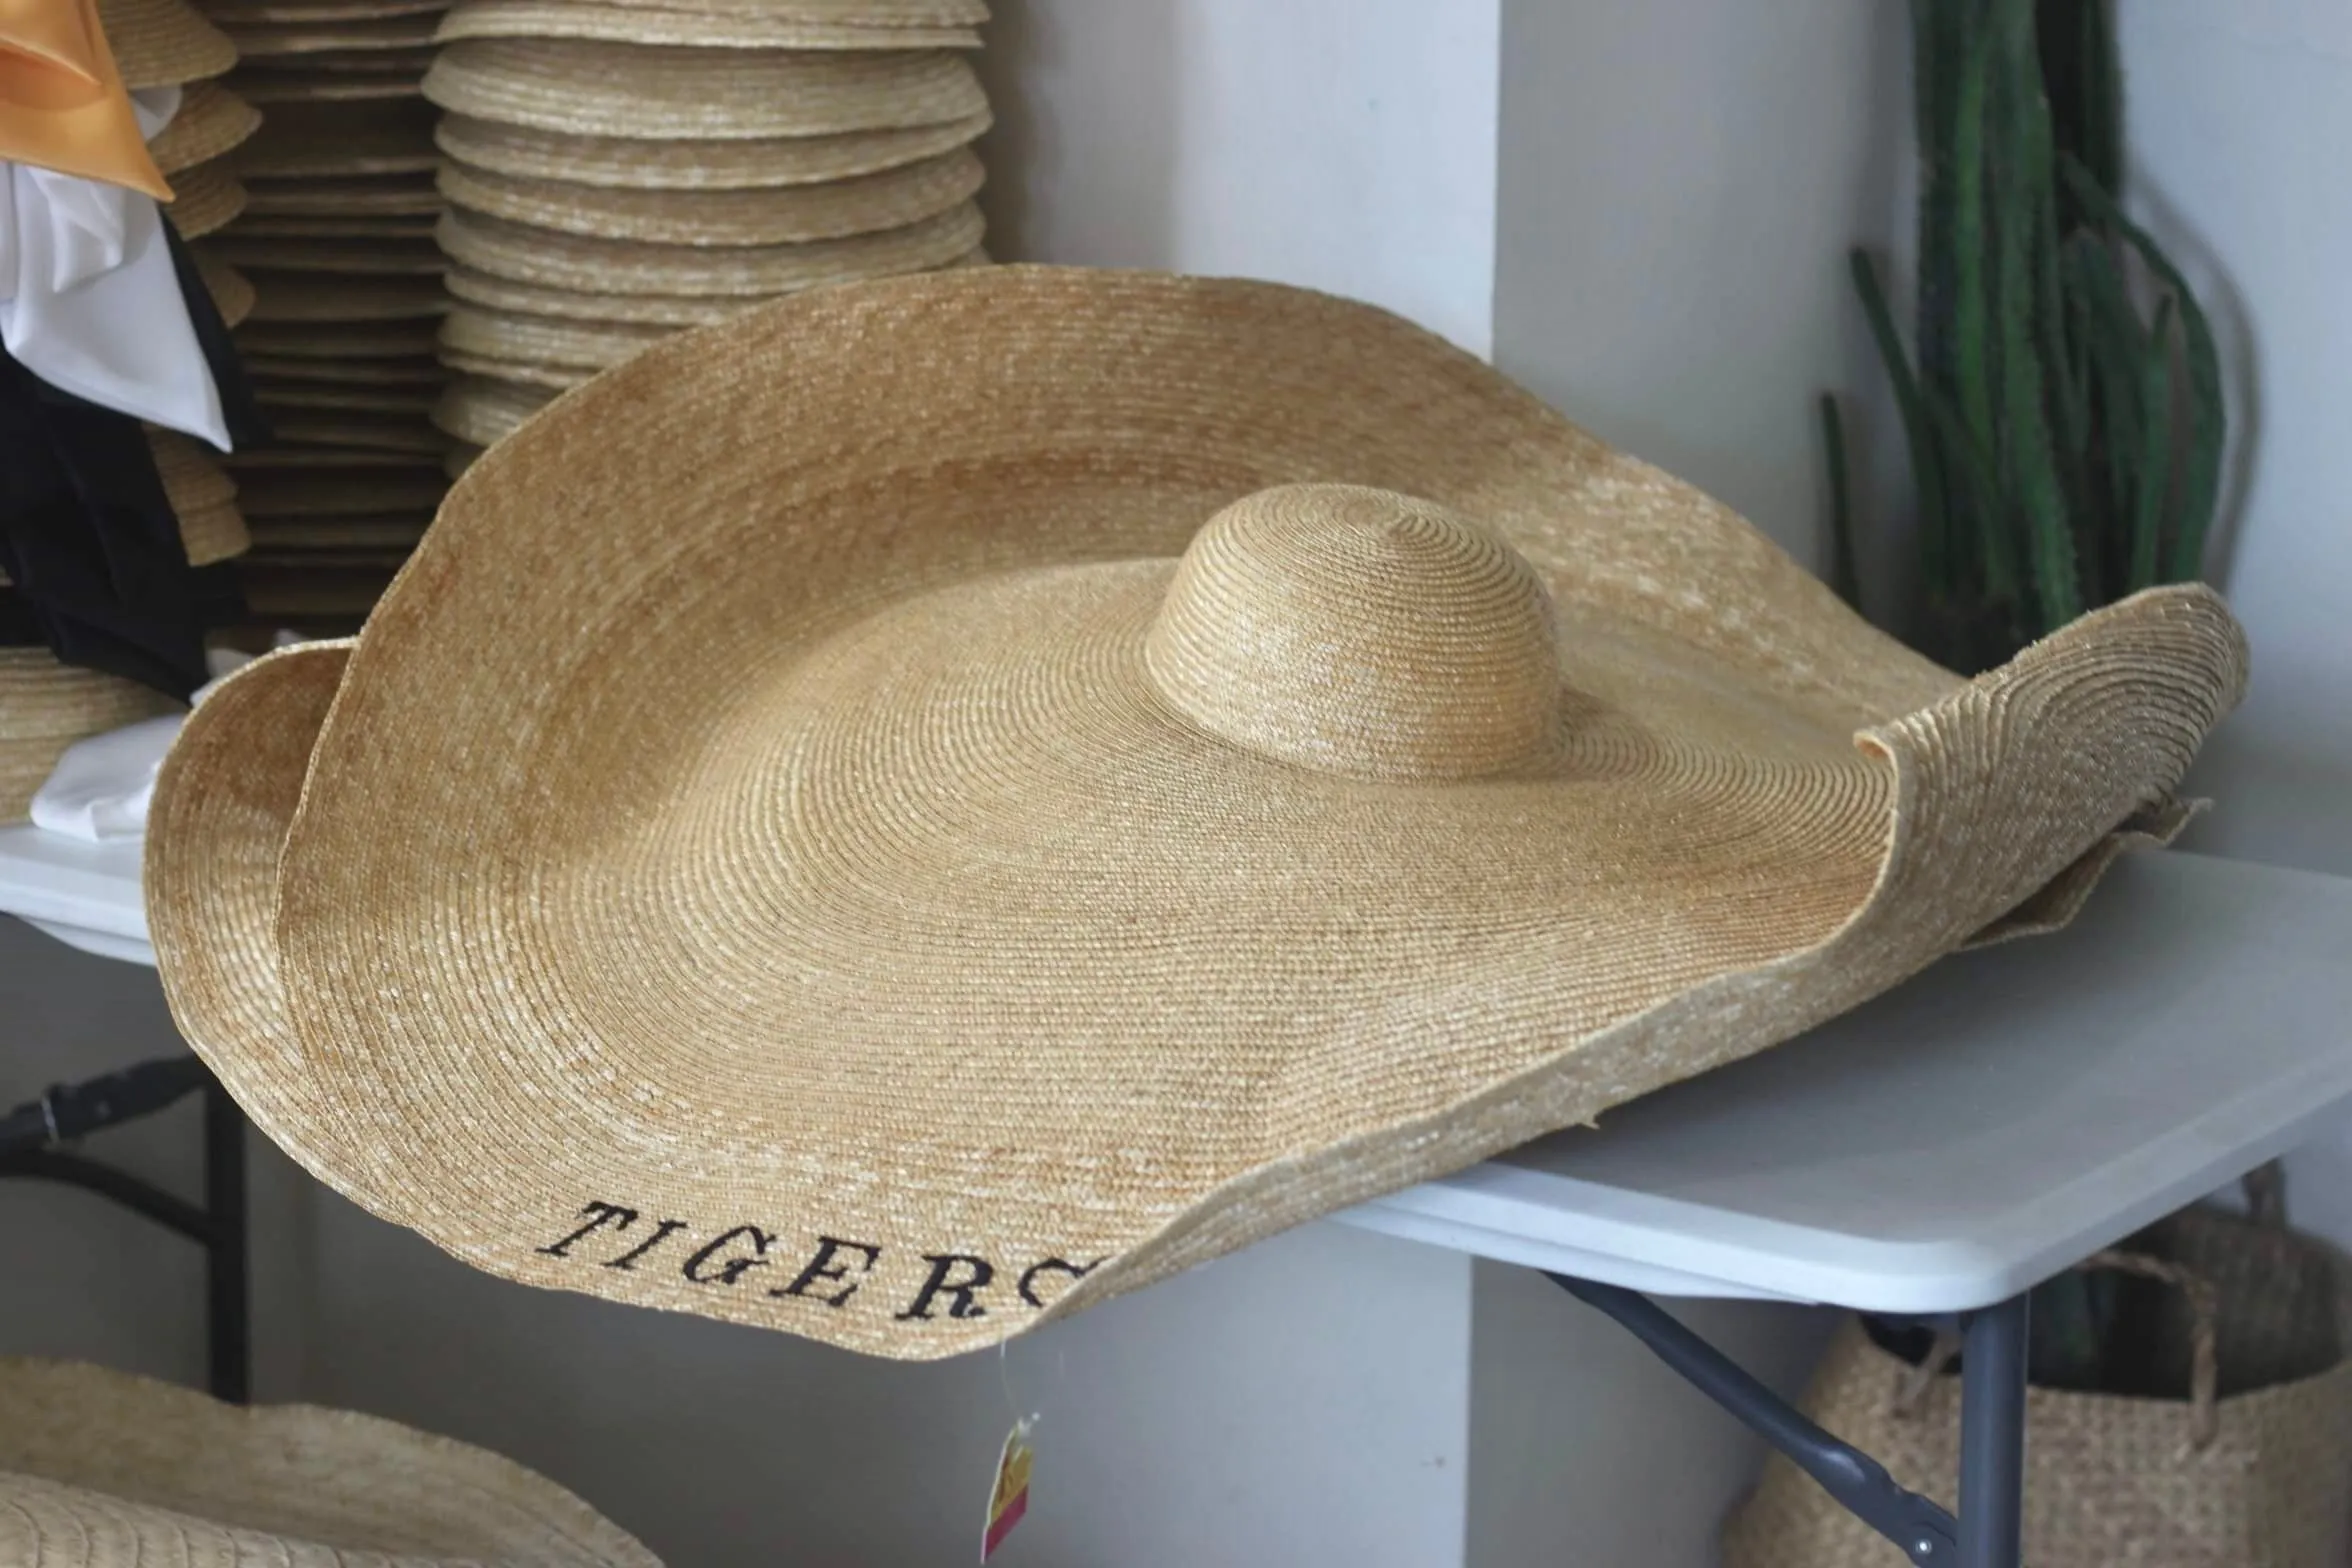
[{"x1": 7, "y1": 827, "x2": 2347, "y2": 1314}]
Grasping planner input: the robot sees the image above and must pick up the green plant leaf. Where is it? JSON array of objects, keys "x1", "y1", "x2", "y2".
[
  {"x1": 2128, "y1": 297, "x2": 2178, "y2": 591},
  {"x1": 1952, "y1": 19, "x2": 1998, "y2": 449},
  {"x1": 1820, "y1": 394, "x2": 1864, "y2": 611},
  {"x1": 1852, "y1": 249, "x2": 1953, "y2": 593}
]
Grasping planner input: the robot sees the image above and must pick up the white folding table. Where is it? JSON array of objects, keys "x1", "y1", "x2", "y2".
[{"x1": 7, "y1": 829, "x2": 2349, "y2": 1566}]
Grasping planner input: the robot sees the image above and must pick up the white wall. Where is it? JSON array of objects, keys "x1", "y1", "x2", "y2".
[
  {"x1": 978, "y1": 0, "x2": 1501, "y2": 356},
  {"x1": 2116, "y1": 3, "x2": 2352, "y2": 1245}
]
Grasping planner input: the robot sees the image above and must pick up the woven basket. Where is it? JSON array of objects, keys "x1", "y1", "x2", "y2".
[{"x1": 1723, "y1": 1203, "x2": 2352, "y2": 1566}]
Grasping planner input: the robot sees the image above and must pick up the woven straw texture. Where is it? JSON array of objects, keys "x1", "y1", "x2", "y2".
[
  {"x1": 192, "y1": 247, "x2": 256, "y2": 325},
  {"x1": 97, "y1": 0, "x2": 237, "y2": 87},
  {"x1": 440, "y1": 304, "x2": 666, "y2": 371},
  {"x1": 150, "y1": 82, "x2": 262, "y2": 174},
  {"x1": 435, "y1": 1, "x2": 980, "y2": 50},
  {"x1": 0, "y1": 655, "x2": 177, "y2": 820},
  {"x1": 145, "y1": 269, "x2": 2247, "y2": 1361},
  {"x1": 444, "y1": 261, "x2": 787, "y2": 325},
  {"x1": 438, "y1": 146, "x2": 983, "y2": 244},
  {"x1": 234, "y1": 98, "x2": 439, "y2": 176},
  {"x1": 601, "y1": 0, "x2": 987, "y2": 19},
  {"x1": 433, "y1": 109, "x2": 991, "y2": 190},
  {"x1": 439, "y1": 348, "x2": 577, "y2": 390},
  {"x1": 148, "y1": 428, "x2": 239, "y2": 514},
  {"x1": 0, "y1": 1357, "x2": 661, "y2": 1567},
  {"x1": 435, "y1": 201, "x2": 982, "y2": 293},
  {"x1": 1724, "y1": 1210, "x2": 2352, "y2": 1567},
  {"x1": 422, "y1": 40, "x2": 986, "y2": 138},
  {"x1": 166, "y1": 158, "x2": 246, "y2": 238},
  {"x1": 429, "y1": 373, "x2": 553, "y2": 443}
]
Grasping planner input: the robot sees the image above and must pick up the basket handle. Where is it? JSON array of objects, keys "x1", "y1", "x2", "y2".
[
  {"x1": 2079, "y1": 1249, "x2": 2222, "y2": 1450},
  {"x1": 1890, "y1": 1253, "x2": 2222, "y2": 1451}
]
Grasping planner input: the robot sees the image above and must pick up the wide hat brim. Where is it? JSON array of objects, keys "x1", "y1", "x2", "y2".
[
  {"x1": 0, "y1": 1357, "x2": 658, "y2": 1566},
  {"x1": 434, "y1": 0, "x2": 982, "y2": 50},
  {"x1": 98, "y1": 0, "x2": 238, "y2": 88},
  {"x1": 148, "y1": 267, "x2": 2249, "y2": 1361},
  {"x1": 432, "y1": 110, "x2": 993, "y2": 191}
]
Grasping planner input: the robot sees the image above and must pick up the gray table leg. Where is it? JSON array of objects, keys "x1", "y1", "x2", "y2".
[{"x1": 1958, "y1": 1293, "x2": 2030, "y2": 1568}]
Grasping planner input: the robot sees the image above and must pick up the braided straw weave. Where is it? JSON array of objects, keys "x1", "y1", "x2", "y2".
[
  {"x1": 437, "y1": 145, "x2": 984, "y2": 244},
  {"x1": 1723, "y1": 1210, "x2": 2352, "y2": 1566},
  {"x1": 148, "y1": 82, "x2": 262, "y2": 174},
  {"x1": 440, "y1": 304, "x2": 668, "y2": 371},
  {"x1": 146, "y1": 268, "x2": 2248, "y2": 1362},
  {"x1": 429, "y1": 373, "x2": 555, "y2": 443},
  {"x1": 96, "y1": 0, "x2": 237, "y2": 88},
  {"x1": 434, "y1": 201, "x2": 982, "y2": 293},
  {"x1": 0, "y1": 655, "x2": 178, "y2": 820},
  {"x1": 434, "y1": 1, "x2": 982, "y2": 51},
  {"x1": 422, "y1": 40, "x2": 986, "y2": 138},
  {"x1": 166, "y1": 158, "x2": 247, "y2": 238},
  {"x1": 0, "y1": 1357, "x2": 660, "y2": 1567},
  {"x1": 433, "y1": 108, "x2": 992, "y2": 190}
]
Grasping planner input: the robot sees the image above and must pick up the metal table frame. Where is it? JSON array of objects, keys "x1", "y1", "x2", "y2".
[
  {"x1": 1551, "y1": 1272, "x2": 2025, "y2": 1566},
  {"x1": 0, "y1": 1058, "x2": 250, "y2": 1403}
]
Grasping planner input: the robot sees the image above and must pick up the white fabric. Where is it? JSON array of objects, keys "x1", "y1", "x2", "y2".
[
  {"x1": 0, "y1": 85, "x2": 231, "y2": 449},
  {"x1": 29, "y1": 640, "x2": 301, "y2": 842}
]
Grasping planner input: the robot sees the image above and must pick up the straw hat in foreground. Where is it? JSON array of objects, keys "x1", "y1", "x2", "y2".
[
  {"x1": 0, "y1": 1357, "x2": 659, "y2": 1567},
  {"x1": 147, "y1": 267, "x2": 2249, "y2": 1361}
]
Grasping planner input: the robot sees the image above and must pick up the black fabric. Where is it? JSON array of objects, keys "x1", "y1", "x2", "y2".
[{"x1": 0, "y1": 217, "x2": 262, "y2": 698}]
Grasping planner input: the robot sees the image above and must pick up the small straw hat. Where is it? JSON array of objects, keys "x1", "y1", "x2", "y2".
[
  {"x1": 439, "y1": 350, "x2": 580, "y2": 391},
  {"x1": 148, "y1": 268, "x2": 2249, "y2": 1361},
  {"x1": 244, "y1": 172, "x2": 443, "y2": 216},
  {"x1": 192, "y1": 248, "x2": 257, "y2": 325},
  {"x1": 211, "y1": 235, "x2": 448, "y2": 274},
  {"x1": 440, "y1": 303, "x2": 668, "y2": 371},
  {"x1": 434, "y1": 200, "x2": 983, "y2": 295},
  {"x1": 96, "y1": 0, "x2": 237, "y2": 88},
  {"x1": 164, "y1": 158, "x2": 246, "y2": 238},
  {"x1": 438, "y1": 146, "x2": 984, "y2": 244},
  {"x1": 0, "y1": 654, "x2": 178, "y2": 819},
  {"x1": 433, "y1": 108, "x2": 991, "y2": 190},
  {"x1": 0, "y1": 1357, "x2": 660, "y2": 1567},
  {"x1": 435, "y1": 1, "x2": 981, "y2": 50},
  {"x1": 149, "y1": 82, "x2": 263, "y2": 174},
  {"x1": 243, "y1": 270, "x2": 449, "y2": 320},
  {"x1": 148, "y1": 428, "x2": 239, "y2": 515},
  {"x1": 431, "y1": 373, "x2": 555, "y2": 444},
  {"x1": 176, "y1": 498, "x2": 252, "y2": 565},
  {"x1": 234, "y1": 97, "x2": 439, "y2": 176},
  {"x1": 220, "y1": 12, "x2": 442, "y2": 53},
  {"x1": 422, "y1": 40, "x2": 986, "y2": 139}
]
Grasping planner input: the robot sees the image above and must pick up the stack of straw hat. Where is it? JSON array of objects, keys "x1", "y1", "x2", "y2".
[
  {"x1": 199, "y1": 0, "x2": 456, "y2": 628},
  {"x1": 421, "y1": 0, "x2": 994, "y2": 473},
  {"x1": 103, "y1": 0, "x2": 263, "y2": 573}
]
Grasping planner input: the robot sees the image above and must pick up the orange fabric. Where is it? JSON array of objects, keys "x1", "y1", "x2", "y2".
[{"x1": 0, "y1": 0, "x2": 169, "y2": 198}]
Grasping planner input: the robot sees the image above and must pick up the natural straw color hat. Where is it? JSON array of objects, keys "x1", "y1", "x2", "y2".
[
  {"x1": 244, "y1": 272, "x2": 448, "y2": 321},
  {"x1": 192, "y1": 248, "x2": 256, "y2": 326},
  {"x1": 0, "y1": 1357, "x2": 660, "y2": 1568},
  {"x1": 608, "y1": 0, "x2": 988, "y2": 20},
  {"x1": 164, "y1": 159, "x2": 246, "y2": 238},
  {"x1": 445, "y1": 439, "x2": 485, "y2": 478},
  {"x1": 222, "y1": 12, "x2": 442, "y2": 53},
  {"x1": 148, "y1": 268, "x2": 2248, "y2": 1361},
  {"x1": 148, "y1": 428, "x2": 238, "y2": 515},
  {"x1": 422, "y1": 40, "x2": 987, "y2": 139},
  {"x1": 0, "y1": 655, "x2": 178, "y2": 819},
  {"x1": 176, "y1": 498, "x2": 251, "y2": 565},
  {"x1": 445, "y1": 262, "x2": 781, "y2": 326},
  {"x1": 430, "y1": 373, "x2": 554, "y2": 444},
  {"x1": 439, "y1": 350, "x2": 580, "y2": 392},
  {"x1": 96, "y1": 0, "x2": 237, "y2": 88},
  {"x1": 149, "y1": 82, "x2": 263, "y2": 175},
  {"x1": 441, "y1": 303, "x2": 667, "y2": 371},
  {"x1": 435, "y1": 201, "x2": 983, "y2": 295},
  {"x1": 438, "y1": 146, "x2": 984, "y2": 244},
  {"x1": 244, "y1": 173, "x2": 442, "y2": 216},
  {"x1": 435, "y1": 1, "x2": 980, "y2": 50},
  {"x1": 434, "y1": 109, "x2": 992, "y2": 191},
  {"x1": 211, "y1": 235, "x2": 447, "y2": 274},
  {"x1": 234, "y1": 98, "x2": 438, "y2": 177}
]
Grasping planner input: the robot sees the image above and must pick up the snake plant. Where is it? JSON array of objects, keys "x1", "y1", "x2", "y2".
[{"x1": 1826, "y1": 0, "x2": 2225, "y2": 675}]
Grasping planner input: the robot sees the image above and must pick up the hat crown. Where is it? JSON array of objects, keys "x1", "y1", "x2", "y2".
[{"x1": 1144, "y1": 484, "x2": 1564, "y2": 780}]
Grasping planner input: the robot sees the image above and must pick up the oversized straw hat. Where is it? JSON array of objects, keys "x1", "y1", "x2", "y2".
[
  {"x1": 439, "y1": 147, "x2": 984, "y2": 244},
  {"x1": 0, "y1": 1357, "x2": 660, "y2": 1567},
  {"x1": 435, "y1": 0, "x2": 982, "y2": 50},
  {"x1": 433, "y1": 109, "x2": 992, "y2": 190},
  {"x1": 434, "y1": 201, "x2": 984, "y2": 294},
  {"x1": 148, "y1": 82, "x2": 263, "y2": 175},
  {"x1": 147, "y1": 268, "x2": 2249, "y2": 1361},
  {"x1": 96, "y1": 0, "x2": 237, "y2": 89},
  {"x1": 422, "y1": 41, "x2": 987, "y2": 139}
]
